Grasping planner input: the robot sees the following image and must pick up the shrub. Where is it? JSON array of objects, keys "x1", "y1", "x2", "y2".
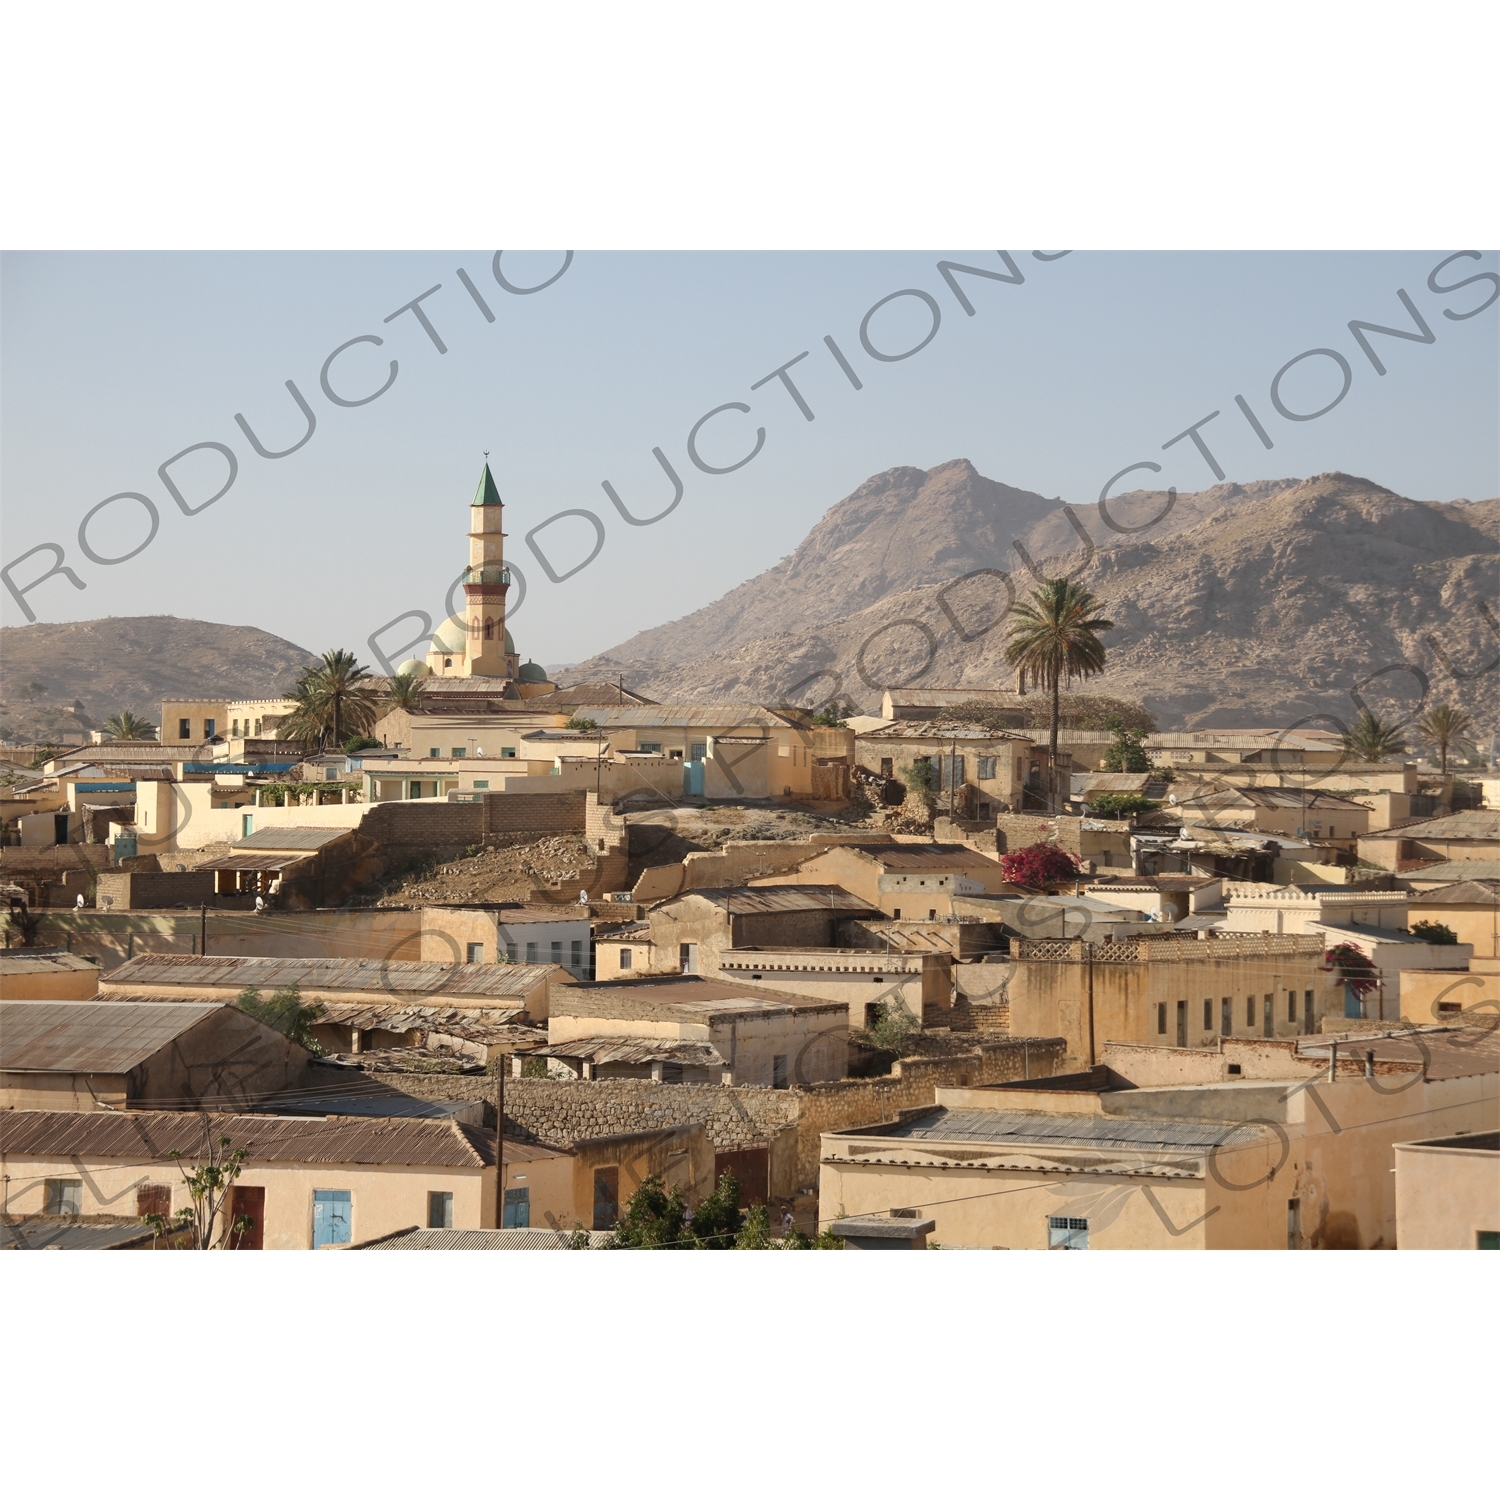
[
  {"x1": 1087, "y1": 792, "x2": 1160, "y2": 817},
  {"x1": 1409, "y1": 920, "x2": 1458, "y2": 946},
  {"x1": 1101, "y1": 718, "x2": 1152, "y2": 773},
  {"x1": 236, "y1": 983, "x2": 326, "y2": 1052},
  {"x1": 999, "y1": 842, "x2": 1081, "y2": 889}
]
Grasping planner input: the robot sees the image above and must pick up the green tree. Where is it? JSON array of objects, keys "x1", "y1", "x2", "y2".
[
  {"x1": 385, "y1": 671, "x2": 427, "y2": 712},
  {"x1": 1004, "y1": 578, "x2": 1114, "y2": 811},
  {"x1": 735, "y1": 1202, "x2": 775, "y2": 1248},
  {"x1": 280, "y1": 650, "x2": 379, "y2": 751},
  {"x1": 565, "y1": 716, "x2": 599, "y2": 732},
  {"x1": 1341, "y1": 711, "x2": 1406, "y2": 763},
  {"x1": 859, "y1": 997, "x2": 920, "y2": 1056},
  {"x1": 102, "y1": 711, "x2": 157, "y2": 741},
  {"x1": 143, "y1": 1120, "x2": 253, "y2": 1250},
  {"x1": 236, "y1": 982, "x2": 326, "y2": 1052},
  {"x1": 606, "y1": 1174, "x2": 692, "y2": 1248},
  {"x1": 901, "y1": 758, "x2": 938, "y2": 806},
  {"x1": 1101, "y1": 718, "x2": 1152, "y2": 773},
  {"x1": 1409, "y1": 920, "x2": 1458, "y2": 946},
  {"x1": 342, "y1": 734, "x2": 381, "y2": 754},
  {"x1": 1414, "y1": 704, "x2": 1474, "y2": 773},
  {"x1": 688, "y1": 1170, "x2": 744, "y2": 1248},
  {"x1": 777, "y1": 1224, "x2": 845, "y2": 1249},
  {"x1": 1087, "y1": 791, "x2": 1160, "y2": 817}
]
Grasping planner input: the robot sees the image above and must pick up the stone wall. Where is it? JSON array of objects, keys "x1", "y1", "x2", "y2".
[{"x1": 95, "y1": 870, "x2": 214, "y2": 910}]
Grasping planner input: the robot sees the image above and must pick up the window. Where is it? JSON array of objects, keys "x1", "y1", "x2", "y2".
[
  {"x1": 504, "y1": 942, "x2": 518, "y2": 962},
  {"x1": 484, "y1": 618, "x2": 494, "y2": 640},
  {"x1": 1263, "y1": 993, "x2": 1274, "y2": 1038},
  {"x1": 1203, "y1": 999, "x2": 1213, "y2": 1032},
  {"x1": 231, "y1": 719, "x2": 239, "y2": 736},
  {"x1": 937, "y1": 754, "x2": 965, "y2": 790},
  {"x1": 689, "y1": 742, "x2": 707, "y2": 761},
  {"x1": 45, "y1": 1179, "x2": 82, "y2": 1216},
  {"x1": 1328, "y1": 826, "x2": 1336, "y2": 840},
  {"x1": 500, "y1": 747, "x2": 516, "y2": 759},
  {"x1": 892, "y1": 908, "x2": 901, "y2": 919},
  {"x1": 1287, "y1": 1198, "x2": 1301, "y2": 1250},
  {"x1": 452, "y1": 747, "x2": 466, "y2": 757},
  {"x1": 1157, "y1": 1002, "x2": 1167, "y2": 1035},
  {"x1": 879, "y1": 757, "x2": 894, "y2": 778},
  {"x1": 1048, "y1": 1216, "x2": 1089, "y2": 1250},
  {"x1": 204, "y1": 718, "x2": 215, "y2": 738},
  {"x1": 593, "y1": 1167, "x2": 619, "y2": 1229},
  {"x1": 1478, "y1": 1231, "x2": 1500, "y2": 1250},
  {"x1": 312, "y1": 1189, "x2": 352, "y2": 1248},
  {"x1": 1246, "y1": 995, "x2": 1256, "y2": 1026},
  {"x1": 427, "y1": 1191, "x2": 454, "y2": 1229},
  {"x1": 773, "y1": 1055, "x2": 788, "y2": 1089},
  {"x1": 619, "y1": 947, "x2": 633, "y2": 970},
  {"x1": 680, "y1": 943, "x2": 699, "y2": 974},
  {"x1": 570, "y1": 939, "x2": 583, "y2": 970},
  {"x1": 550, "y1": 940, "x2": 563, "y2": 965},
  {"x1": 324, "y1": 765, "x2": 337, "y2": 780},
  {"x1": 503, "y1": 1186, "x2": 530, "y2": 1228},
  {"x1": 1176, "y1": 999, "x2": 1188, "y2": 1048},
  {"x1": 1221, "y1": 997, "x2": 1232, "y2": 1036},
  {"x1": 1304, "y1": 990, "x2": 1314, "y2": 1034},
  {"x1": 1288, "y1": 991, "x2": 1298, "y2": 1022},
  {"x1": 254, "y1": 718, "x2": 262, "y2": 736},
  {"x1": 978, "y1": 756, "x2": 997, "y2": 780},
  {"x1": 525, "y1": 942, "x2": 537, "y2": 963},
  {"x1": 473, "y1": 780, "x2": 489, "y2": 789},
  {"x1": 241, "y1": 813, "x2": 254, "y2": 838},
  {"x1": 639, "y1": 741, "x2": 662, "y2": 754},
  {"x1": 136, "y1": 1183, "x2": 171, "y2": 1219},
  {"x1": 466, "y1": 943, "x2": 484, "y2": 964},
  {"x1": 429, "y1": 747, "x2": 440, "y2": 758}
]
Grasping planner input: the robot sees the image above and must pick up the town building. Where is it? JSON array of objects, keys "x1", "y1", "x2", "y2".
[
  {"x1": 749, "y1": 843, "x2": 1011, "y2": 918},
  {"x1": 855, "y1": 720, "x2": 1041, "y2": 818},
  {"x1": 0, "y1": 998, "x2": 312, "y2": 1111},
  {"x1": 818, "y1": 1027, "x2": 1499, "y2": 1249},
  {"x1": 1393, "y1": 1131, "x2": 1499, "y2": 1249},
  {"x1": 0, "y1": 949, "x2": 100, "y2": 1000}
]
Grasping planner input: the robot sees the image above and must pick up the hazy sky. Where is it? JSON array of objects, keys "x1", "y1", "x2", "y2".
[{"x1": 2, "y1": 250, "x2": 1495, "y2": 668}]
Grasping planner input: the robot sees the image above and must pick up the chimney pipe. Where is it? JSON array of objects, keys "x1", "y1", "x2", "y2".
[{"x1": 1328, "y1": 1039, "x2": 1338, "y2": 1083}]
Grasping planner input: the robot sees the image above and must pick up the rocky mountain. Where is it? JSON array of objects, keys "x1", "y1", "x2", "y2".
[
  {"x1": 569, "y1": 463, "x2": 1499, "y2": 731},
  {"x1": 0, "y1": 616, "x2": 319, "y2": 742}
]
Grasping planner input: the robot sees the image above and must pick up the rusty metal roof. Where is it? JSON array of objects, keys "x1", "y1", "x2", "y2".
[
  {"x1": 582, "y1": 704, "x2": 803, "y2": 729},
  {"x1": 860, "y1": 720, "x2": 1029, "y2": 741},
  {"x1": 351, "y1": 1226, "x2": 614, "y2": 1249},
  {"x1": 0, "y1": 1109, "x2": 499, "y2": 1168},
  {"x1": 193, "y1": 852, "x2": 309, "y2": 872},
  {"x1": 527, "y1": 1036, "x2": 727, "y2": 1067},
  {"x1": 102, "y1": 954, "x2": 557, "y2": 999},
  {"x1": 313, "y1": 1001, "x2": 528, "y2": 1032},
  {"x1": 672, "y1": 884, "x2": 877, "y2": 914},
  {"x1": 1, "y1": 1217, "x2": 159, "y2": 1250},
  {"x1": 232, "y1": 827, "x2": 351, "y2": 850},
  {"x1": 1369, "y1": 812, "x2": 1500, "y2": 840},
  {"x1": 0, "y1": 999, "x2": 222, "y2": 1073}
]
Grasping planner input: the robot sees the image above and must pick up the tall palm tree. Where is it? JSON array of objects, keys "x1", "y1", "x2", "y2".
[
  {"x1": 385, "y1": 671, "x2": 427, "y2": 712},
  {"x1": 1341, "y1": 710, "x2": 1406, "y2": 763},
  {"x1": 102, "y1": 710, "x2": 156, "y2": 741},
  {"x1": 278, "y1": 650, "x2": 378, "y2": 752},
  {"x1": 1004, "y1": 578, "x2": 1114, "y2": 811},
  {"x1": 1415, "y1": 703, "x2": 1474, "y2": 772}
]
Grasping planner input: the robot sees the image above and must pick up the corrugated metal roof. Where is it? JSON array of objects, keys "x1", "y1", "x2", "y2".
[
  {"x1": 527, "y1": 1036, "x2": 726, "y2": 1067},
  {"x1": 0, "y1": 1109, "x2": 498, "y2": 1167},
  {"x1": 1381, "y1": 811, "x2": 1500, "y2": 839},
  {"x1": 861, "y1": 847, "x2": 1001, "y2": 870},
  {"x1": 874, "y1": 1108, "x2": 1264, "y2": 1151},
  {"x1": 0, "y1": 951, "x2": 99, "y2": 975},
  {"x1": 0, "y1": 999, "x2": 221, "y2": 1073},
  {"x1": 232, "y1": 827, "x2": 352, "y2": 850},
  {"x1": 1403, "y1": 860, "x2": 1500, "y2": 884},
  {"x1": 675, "y1": 884, "x2": 877, "y2": 914},
  {"x1": 352, "y1": 1226, "x2": 613, "y2": 1249},
  {"x1": 555, "y1": 978, "x2": 826, "y2": 1015},
  {"x1": 860, "y1": 720, "x2": 1029, "y2": 741},
  {"x1": 1411, "y1": 880, "x2": 1500, "y2": 904},
  {"x1": 103, "y1": 954, "x2": 556, "y2": 998},
  {"x1": 1, "y1": 1217, "x2": 158, "y2": 1250},
  {"x1": 313, "y1": 1002, "x2": 529, "y2": 1032},
  {"x1": 253, "y1": 1092, "x2": 484, "y2": 1123},
  {"x1": 193, "y1": 852, "x2": 309, "y2": 872},
  {"x1": 582, "y1": 704, "x2": 803, "y2": 729}
]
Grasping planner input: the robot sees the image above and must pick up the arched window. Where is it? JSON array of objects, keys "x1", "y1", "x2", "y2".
[{"x1": 484, "y1": 618, "x2": 494, "y2": 640}]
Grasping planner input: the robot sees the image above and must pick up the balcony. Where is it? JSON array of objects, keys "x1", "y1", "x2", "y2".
[{"x1": 463, "y1": 567, "x2": 511, "y2": 586}]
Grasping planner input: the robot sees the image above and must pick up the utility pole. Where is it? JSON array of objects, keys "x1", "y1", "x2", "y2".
[
  {"x1": 200, "y1": 901, "x2": 207, "y2": 958},
  {"x1": 496, "y1": 1047, "x2": 508, "y2": 1229},
  {"x1": 1084, "y1": 940, "x2": 1096, "y2": 1068},
  {"x1": 949, "y1": 733, "x2": 957, "y2": 821}
]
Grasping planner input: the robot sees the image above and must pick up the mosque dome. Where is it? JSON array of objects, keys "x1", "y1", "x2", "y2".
[
  {"x1": 431, "y1": 613, "x2": 468, "y2": 654},
  {"x1": 517, "y1": 660, "x2": 549, "y2": 683},
  {"x1": 395, "y1": 658, "x2": 431, "y2": 678},
  {"x1": 504, "y1": 628, "x2": 516, "y2": 655}
]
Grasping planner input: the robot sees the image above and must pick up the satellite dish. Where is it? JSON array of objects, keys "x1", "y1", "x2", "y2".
[
  {"x1": 578, "y1": 889, "x2": 589, "y2": 905},
  {"x1": 1168, "y1": 794, "x2": 1177, "y2": 805}
]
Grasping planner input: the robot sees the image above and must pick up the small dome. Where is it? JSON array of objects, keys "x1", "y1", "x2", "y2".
[
  {"x1": 431, "y1": 613, "x2": 468, "y2": 654},
  {"x1": 518, "y1": 660, "x2": 549, "y2": 683},
  {"x1": 395, "y1": 658, "x2": 430, "y2": 678},
  {"x1": 504, "y1": 629, "x2": 516, "y2": 655}
]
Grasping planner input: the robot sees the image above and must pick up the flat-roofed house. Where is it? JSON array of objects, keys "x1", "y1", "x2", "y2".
[
  {"x1": 0, "y1": 998, "x2": 312, "y2": 1112},
  {"x1": 856, "y1": 720, "x2": 1040, "y2": 818},
  {"x1": 1394, "y1": 1131, "x2": 1500, "y2": 1249},
  {"x1": 0, "y1": 950, "x2": 100, "y2": 1001},
  {"x1": 1358, "y1": 811, "x2": 1500, "y2": 873},
  {"x1": 751, "y1": 843, "x2": 1010, "y2": 918},
  {"x1": 191, "y1": 826, "x2": 384, "y2": 908}
]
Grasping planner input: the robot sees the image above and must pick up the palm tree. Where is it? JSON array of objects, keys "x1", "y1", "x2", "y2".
[
  {"x1": 1341, "y1": 710, "x2": 1406, "y2": 763},
  {"x1": 1004, "y1": 578, "x2": 1114, "y2": 811},
  {"x1": 1415, "y1": 703, "x2": 1474, "y2": 772},
  {"x1": 277, "y1": 650, "x2": 378, "y2": 752},
  {"x1": 385, "y1": 672, "x2": 427, "y2": 712},
  {"x1": 102, "y1": 710, "x2": 157, "y2": 741}
]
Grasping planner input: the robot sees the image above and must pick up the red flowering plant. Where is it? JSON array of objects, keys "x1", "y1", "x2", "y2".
[
  {"x1": 1325, "y1": 941, "x2": 1379, "y2": 996},
  {"x1": 999, "y1": 842, "x2": 1082, "y2": 890}
]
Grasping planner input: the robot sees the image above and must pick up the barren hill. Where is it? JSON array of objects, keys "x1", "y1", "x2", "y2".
[
  {"x1": 0, "y1": 616, "x2": 319, "y2": 742},
  {"x1": 570, "y1": 464, "x2": 1499, "y2": 731}
]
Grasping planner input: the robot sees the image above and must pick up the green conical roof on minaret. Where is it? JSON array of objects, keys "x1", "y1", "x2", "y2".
[{"x1": 472, "y1": 461, "x2": 503, "y2": 506}]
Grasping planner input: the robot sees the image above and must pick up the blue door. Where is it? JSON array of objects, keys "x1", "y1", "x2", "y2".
[
  {"x1": 312, "y1": 1190, "x2": 352, "y2": 1247},
  {"x1": 683, "y1": 760, "x2": 704, "y2": 797}
]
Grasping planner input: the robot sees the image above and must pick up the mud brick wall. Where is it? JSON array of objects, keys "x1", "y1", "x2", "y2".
[
  {"x1": 95, "y1": 870, "x2": 214, "y2": 910},
  {"x1": 484, "y1": 790, "x2": 589, "y2": 836}
]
